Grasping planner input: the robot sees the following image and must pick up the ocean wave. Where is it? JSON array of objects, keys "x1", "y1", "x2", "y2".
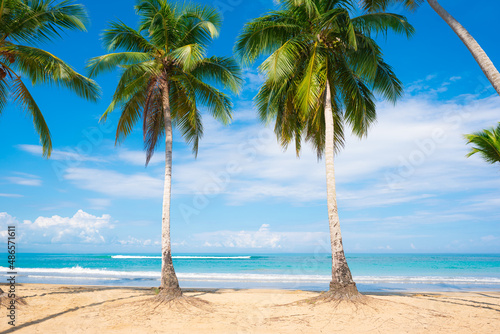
[
  {"x1": 174, "y1": 256, "x2": 252, "y2": 259},
  {"x1": 111, "y1": 255, "x2": 161, "y2": 259},
  {"x1": 0, "y1": 266, "x2": 160, "y2": 278},
  {"x1": 110, "y1": 255, "x2": 252, "y2": 260},
  {"x1": 2, "y1": 267, "x2": 500, "y2": 285}
]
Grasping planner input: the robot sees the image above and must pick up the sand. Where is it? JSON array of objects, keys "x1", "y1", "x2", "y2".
[{"x1": 0, "y1": 284, "x2": 499, "y2": 333}]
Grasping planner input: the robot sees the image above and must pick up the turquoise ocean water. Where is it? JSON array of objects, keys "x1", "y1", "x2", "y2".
[{"x1": 2, "y1": 253, "x2": 499, "y2": 292}]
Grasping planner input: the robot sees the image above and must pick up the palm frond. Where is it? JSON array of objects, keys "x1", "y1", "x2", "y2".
[
  {"x1": 190, "y1": 56, "x2": 243, "y2": 94},
  {"x1": 235, "y1": 12, "x2": 302, "y2": 64},
  {"x1": 177, "y1": 3, "x2": 221, "y2": 46},
  {"x1": 169, "y1": 43, "x2": 205, "y2": 71},
  {"x1": 87, "y1": 52, "x2": 152, "y2": 78},
  {"x1": 11, "y1": 44, "x2": 100, "y2": 101},
  {"x1": 465, "y1": 124, "x2": 500, "y2": 165},
  {"x1": 360, "y1": 0, "x2": 424, "y2": 13},
  {"x1": 173, "y1": 70, "x2": 232, "y2": 125},
  {"x1": 170, "y1": 78, "x2": 202, "y2": 156},
  {"x1": 2, "y1": 0, "x2": 89, "y2": 44},
  {"x1": 11, "y1": 76, "x2": 52, "y2": 157},
  {"x1": 102, "y1": 21, "x2": 156, "y2": 52},
  {"x1": 0, "y1": 78, "x2": 8, "y2": 114},
  {"x1": 352, "y1": 13, "x2": 414, "y2": 38}
]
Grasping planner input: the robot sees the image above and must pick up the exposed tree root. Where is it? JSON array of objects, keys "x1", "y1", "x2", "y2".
[
  {"x1": 147, "y1": 288, "x2": 211, "y2": 313},
  {"x1": 294, "y1": 283, "x2": 368, "y2": 306}
]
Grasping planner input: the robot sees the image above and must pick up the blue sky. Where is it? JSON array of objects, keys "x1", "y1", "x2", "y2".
[{"x1": 0, "y1": 0, "x2": 499, "y2": 254}]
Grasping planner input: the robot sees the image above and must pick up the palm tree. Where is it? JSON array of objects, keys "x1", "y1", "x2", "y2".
[
  {"x1": 465, "y1": 123, "x2": 500, "y2": 166},
  {"x1": 361, "y1": 0, "x2": 500, "y2": 96},
  {"x1": 87, "y1": 0, "x2": 242, "y2": 301},
  {"x1": 0, "y1": 0, "x2": 100, "y2": 157},
  {"x1": 236, "y1": 0, "x2": 412, "y2": 299}
]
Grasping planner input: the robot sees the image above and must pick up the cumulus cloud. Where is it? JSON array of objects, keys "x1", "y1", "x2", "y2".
[
  {"x1": 0, "y1": 212, "x2": 17, "y2": 225},
  {"x1": 23, "y1": 210, "x2": 114, "y2": 244}
]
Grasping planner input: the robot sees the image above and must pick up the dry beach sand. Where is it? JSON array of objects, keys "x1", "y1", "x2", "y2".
[{"x1": 1, "y1": 284, "x2": 499, "y2": 333}]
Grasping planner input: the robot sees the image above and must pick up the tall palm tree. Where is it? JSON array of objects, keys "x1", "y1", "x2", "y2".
[
  {"x1": 87, "y1": 0, "x2": 242, "y2": 300},
  {"x1": 362, "y1": 0, "x2": 500, "y2": 96},
  {"x1": 236, "y1": 0, "x2": 412, "y2": 299},
  {"x1": 465, "y1": 123, "x2": 500, "y2": 166},
  {"x1": 0, "y1": 0, "x2": 100, "y2": 157}
]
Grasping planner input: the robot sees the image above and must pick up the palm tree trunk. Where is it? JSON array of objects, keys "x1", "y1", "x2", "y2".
[
  {"x1": 324, "y1": 81, "x2": 359, "y2": 299},
  {"x1": 427, "y1": 0, "x2": 500, "y2": 96},
  {"x1": 158, "y1": 76, "x2": 182, "y2": 299}
]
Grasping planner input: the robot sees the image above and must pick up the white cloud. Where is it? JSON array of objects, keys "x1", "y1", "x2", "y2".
[
  {"x1": 481, "y1": 235, "x2": 497, "y2": 242},
  {"x1": 194, "y1": 224, "x2": 328, "y2": 250},
  {"x1": 88, "y1": 198, "x2": 112, "y2": 210},
  {"x1": 242, "y1": 68, "x2": 265, "y2": 91},
  {"x1": 0, "y1": 193, "x2": 23, "y2": 198},
  {"x1": 6, "y1": 176, "x2": 42, "y2": 186},
  {"x1": 0, "y1": 213, "x2": 18, "y2": 241},
  {"x1": 117, "y1": 149, "x2": 164, "y2": 166},
  {"x1": 63, "y1": 168, "x2": 163, "y2": 199},
  {"x1": 117, "y1": 236, "x2": 160, "y2": 246},
  {"x1": 23, "y1": 210, "x2": 114, "y2": 244},
  {"x1": 18, "y1": 144, "x2": 105, "y2": 162},
  {"x1": 0, "y1": 212, "x2": 18, "y2": 225}
]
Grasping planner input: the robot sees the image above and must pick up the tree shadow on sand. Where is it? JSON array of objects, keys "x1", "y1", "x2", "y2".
[{"x1": 2, "y1": 294, "x2": 141, "y2": 334}]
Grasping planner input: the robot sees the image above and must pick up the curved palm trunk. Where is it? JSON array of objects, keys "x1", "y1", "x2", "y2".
[
  {"x1": 324, "y1": 81, "x2": 359, "y2": 299},
  {"x1": 427, "y1": 0, "x2": 500, "y2": 96},
  {"x1": 158, "y1": 76, "x2": 182, "y2": 299}
]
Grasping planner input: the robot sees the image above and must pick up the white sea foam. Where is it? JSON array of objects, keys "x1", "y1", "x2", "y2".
[
  {"x1": 2, "y1": 266, "x2": 500, "y2": 285},
  {"x1": 173, "y1": 256, "x2": 252, "y2": 259},
  {"x1": 111, "y1": 255, "x2": 252, "y2": 259},
  {"x1": 111, "y1": 255, "x2": 161, "y2": 259}
]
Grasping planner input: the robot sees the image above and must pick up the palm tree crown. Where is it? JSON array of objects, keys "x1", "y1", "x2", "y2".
[
  {"x1": 465, "y1": 123, "x2": 500, "y2": 165},
  {"x1": 0, "y1": 0, "x2": 100, "y2": 157},
  {"x1": 236, "y1": 0, "x2": 412, "y2": 156},
  {"x1": 88, "y1": 0, "x2": 242, "y2": 163}
]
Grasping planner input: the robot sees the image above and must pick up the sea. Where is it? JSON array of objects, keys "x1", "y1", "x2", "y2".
[{"x1": 2, "y1": 253, "x2": 500, "y2": 292}]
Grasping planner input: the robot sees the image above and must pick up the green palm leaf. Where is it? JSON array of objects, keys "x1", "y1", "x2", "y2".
[
  {"x1": 11, "y1": 76, "x2": 52, "y2": 157},
  {"x1": 0, "y1": 0, "x2": 99, "y2": 157},
  {"x1": 90, "y1": 0, "x2": 241, "y2": 162},
  {"x1": 465, "y1": 124, "x2": 500, "y2": 165}
]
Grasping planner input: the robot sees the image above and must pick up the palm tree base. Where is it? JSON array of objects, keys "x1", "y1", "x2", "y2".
[
  {"x1": 324, "y1": 282, "x2": 362, "y2": 300},
  {"x1": 154, "y1": 286, "x2": 183, "y2": 302}
]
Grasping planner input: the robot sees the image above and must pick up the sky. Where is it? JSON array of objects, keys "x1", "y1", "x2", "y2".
[{"x1": 0, "y1": 0, "x2": 499, "y2": 254}]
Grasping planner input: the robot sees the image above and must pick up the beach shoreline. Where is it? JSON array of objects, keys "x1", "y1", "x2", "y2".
[{"x1": 1, "y1": 283, "x2": 499, "y2": 333}]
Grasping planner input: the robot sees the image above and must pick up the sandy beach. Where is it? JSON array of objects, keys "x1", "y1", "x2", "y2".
[{"x1": 0, "y1": 284, "x2": 498, "y2": 333}]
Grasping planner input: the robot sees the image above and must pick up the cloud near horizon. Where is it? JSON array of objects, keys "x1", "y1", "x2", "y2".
[{"x1": 0, "y1": 210, "x2": 114, "y2": 245}]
